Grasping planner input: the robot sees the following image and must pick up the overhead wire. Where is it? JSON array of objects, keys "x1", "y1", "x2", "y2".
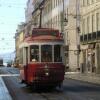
[{"x1": 0, "y1": 1, "x2": 27, "y2": 54}]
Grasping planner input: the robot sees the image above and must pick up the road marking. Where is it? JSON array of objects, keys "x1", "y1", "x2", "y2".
[{"x1": 0, "y1": 74, "x2": 20, "y2": 77}]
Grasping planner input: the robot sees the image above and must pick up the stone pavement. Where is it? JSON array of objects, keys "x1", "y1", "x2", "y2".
[
  {"x1": 65, "y1": 72, "x2": 100, "y2": 85},
  {"x1": 0, "y1": 77, "x2": 12, "y2": 100}
]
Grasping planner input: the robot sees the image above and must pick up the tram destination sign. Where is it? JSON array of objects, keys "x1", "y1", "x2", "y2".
[{"x1": 32, "y1": 28, "x2": 59, "y2": 37}]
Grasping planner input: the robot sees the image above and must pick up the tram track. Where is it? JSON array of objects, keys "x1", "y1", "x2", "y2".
[
  {"x1": 1, "y1": 68, "x2": 100, "y2": 100},
  {"x1": 39, "y1": 91, "x2": 69, "y2": 100}
]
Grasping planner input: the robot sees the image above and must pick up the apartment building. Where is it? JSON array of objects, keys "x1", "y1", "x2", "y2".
[
  {"x1": 80, "y1": 0, "x2": 100, "y2": 73},
  {"x1": 24, "y1": 0, "x2": 35, "y2": 37},
  {"x1": 25, "y1": 0, "x2": 34, "y2": 23}
]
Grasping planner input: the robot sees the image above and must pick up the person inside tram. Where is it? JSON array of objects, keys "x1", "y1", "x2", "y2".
[
  {"x1": 42, "y1": 51, "x2": 51, "y2": 62},
  {"x1": 32, "y1": 58, "x2": 37, "y2": 62},
  {"x1": 30, "y1": 47, "x2": 39, "y2": 62}
]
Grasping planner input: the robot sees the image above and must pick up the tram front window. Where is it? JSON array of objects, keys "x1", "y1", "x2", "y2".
[
  {"x1": 54, "y1": 45, "x2": 62, "y2": 62},
  {"x1": 41, "y1": 45, "x2": 52, "y2": 62},
  {"x1": 30, "y1": 45, "x2": 39, "y2": 62}
]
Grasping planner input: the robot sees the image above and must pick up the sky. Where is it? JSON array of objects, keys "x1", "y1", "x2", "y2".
[{"x1": 0, "y1": 0, "x2": 27, "y2": 54}]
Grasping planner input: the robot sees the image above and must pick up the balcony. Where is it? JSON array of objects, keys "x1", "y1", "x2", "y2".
[
  {"x1": 80, "y1": 31, "x2": 100, "y2": 44},
  {"x1": 84, "y1": 34, "x2": 88, "y2": 41},
  {"x1": 80, "y1": 35, "x2": 83, "y2": 42},
  {"x1": 88, "y1": 33, "x2": 91, "y2": 41},
  {"x1": 97, "y1": 31, "x2": 100, "y2": 39},
  {"x1": 92, "y1": 32, "x2": 96, "y2": 40}
]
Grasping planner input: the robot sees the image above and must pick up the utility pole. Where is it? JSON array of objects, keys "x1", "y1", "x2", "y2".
[
  {"x1": 39, "y1": 6, "x2": 43, "y2": 28},
  {"x1": 62, "y1": 0, "x2": 69, "y2": 71},
  {"x1": 76, "y1": 0, "x2": 80, "y2": 70}
]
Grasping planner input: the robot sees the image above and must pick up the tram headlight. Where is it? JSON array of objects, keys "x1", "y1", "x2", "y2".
[
  {"x1": 45, "y1": 72, "x2": 49, "y2": 76},
  {"x1": 44, "y1": 64, "x2": 49, "y2": 76}
]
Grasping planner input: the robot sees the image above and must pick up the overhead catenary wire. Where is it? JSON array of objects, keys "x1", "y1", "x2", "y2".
[{"x1": 0, "y1": 0, "x2": 27, "y2": 54}]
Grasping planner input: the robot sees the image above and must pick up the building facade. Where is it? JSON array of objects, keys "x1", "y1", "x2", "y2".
[
  {"x1": 25, "y1": 0, "x2": 34, "y2": 23},
  {"x1": 80, "y1": 0, "x2": 100, "y2": 73},
  {"x1": 15, "y1": 23, "x2": 25, "y2": 68},
  {"x1": 64, "y1": 0, "x2": 80, "y2": 71}
]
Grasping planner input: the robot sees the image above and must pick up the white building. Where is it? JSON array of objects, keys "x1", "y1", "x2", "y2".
[
  {"x1": 64, "y1": 0, "x2": 80, "y2": 71},
  {"x1": 80, "y1": 0, "x2": 100, "y2": 73},
  {"x1": 25, "y1": 0, "x2": 34, "y2": 23}
]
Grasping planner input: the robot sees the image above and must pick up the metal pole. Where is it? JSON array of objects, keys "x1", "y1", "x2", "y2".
[
  {"x1": 62, "y1": 0, "x2": 64, "y2": 33},
  {"x1": 39, "y1": 0, "x2": 46, "y2": 28},
  {"x1": 76, "y1": 0, "x2": 80, "y2": 70},
  {"x1": 39, "y1": 7, "x2": 42, "y2": 28},
  {"x1": 62, "y1": 0, "x2": 66, "y2": 66}
]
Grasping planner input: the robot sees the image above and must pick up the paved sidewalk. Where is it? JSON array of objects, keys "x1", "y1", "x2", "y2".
[
  {"x1": 0, "y1": 77, "x2": 12, "y2": 100},
  {"x1": 65, "y1": 72, "x2": 100, "y2": 85}
]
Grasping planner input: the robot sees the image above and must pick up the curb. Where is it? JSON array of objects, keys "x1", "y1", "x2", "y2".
[{"x1": 65, "y1": 72, "x2": 100, "y2": 85}]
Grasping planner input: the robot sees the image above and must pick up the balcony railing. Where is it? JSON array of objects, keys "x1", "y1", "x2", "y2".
[
  {"x1": 80, "y1": 31, "x2": 100, "y2": 43},
  {"x1": 97, "y1": 31, "x2": 100, "y2": 39},
  {"x1": 92, "y1": 32, "x2": 96, "y2": 40}
]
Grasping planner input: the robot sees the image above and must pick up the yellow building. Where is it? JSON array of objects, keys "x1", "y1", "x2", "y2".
[{"x1": 15, "y1": 24, "x2": 25, "y2": 68}]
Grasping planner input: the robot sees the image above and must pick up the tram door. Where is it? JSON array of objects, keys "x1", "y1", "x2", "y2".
[
  {"x1": 24, "y1": 47, "x2": 28, "y2": 81},
  {"x1": 20, "y1": 47, "x2": 28, "y2": 81},
  {"x1": 25, "y1": 47, "x2": 28, "y2": 65},
  {"x1": 23, "y1": 47, "x2": 28, "y2": 65}
]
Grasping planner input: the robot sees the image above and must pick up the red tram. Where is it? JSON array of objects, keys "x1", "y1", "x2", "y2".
[{"x1": 19, "y1": 28, "x2": 65, "y2": 89}]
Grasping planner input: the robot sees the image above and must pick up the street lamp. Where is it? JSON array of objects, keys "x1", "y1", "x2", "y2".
[
  {"x1": 64, "y1": 13, "x2": 68, "y2": 26},
  {"x1": 62, "y1": 0, "x2": 68, "y2": 27}
]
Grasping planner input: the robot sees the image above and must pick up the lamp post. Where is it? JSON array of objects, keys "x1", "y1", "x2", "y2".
[{"x1": 62, "y1": 0, "x2": 69, "y2": 71}]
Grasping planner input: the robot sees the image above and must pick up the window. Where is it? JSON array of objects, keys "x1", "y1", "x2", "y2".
[
  {"x1": 19, "y1": 48, "x2": 23, "y2": 64},
  {"x1": 41, "y1": 45, "x2": 52, "y2": 62},
  {"x1": 30, "y1": 45, "x2": 39, "y2": 62},
  {"x1": 82, "y1": 19, "x2": 85, "y2": 34},
  {"x1": 92, "y1": 14, "x2": 95, "y2": 32},
  {"x1": 54, "y1": 45, "x2": 62, "y2": 62},
  {"x1": 96, "y1": 13, "x2": 100, "y2": 31},
  {"x1": 82, "y1": 0, "x2": 85, "y2": 6},
  {"x1": 87, "y1": 0, "x2": 89, "y2": 5},
  {"x1": 87, "y1": 16, "x2": 90, "y2": 33}
]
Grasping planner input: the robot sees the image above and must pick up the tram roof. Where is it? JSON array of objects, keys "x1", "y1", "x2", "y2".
[
  {"x1": 24, "y1": 35, "x2": 63, "y2": 43},
  {"x1": 31, "y1": 28, "x2": 59, "y2": 37},
  {"x1": 24, "y1": 28, "x2": 63, "y2": 42}
]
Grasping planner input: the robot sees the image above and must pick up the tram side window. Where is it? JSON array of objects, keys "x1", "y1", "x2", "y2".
[
  {"x1": 54, "y1": 45, "x2": 62, "y2": 62},
  {"x1": 30, "y1": 45, "x2": 39, "y2": 62},
  {"x1": 41, "y1": 45, "x2": 52, "y2": 62},
  {"x1": 19, "y1": 48, "x2": 23, "y2": 65}
]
